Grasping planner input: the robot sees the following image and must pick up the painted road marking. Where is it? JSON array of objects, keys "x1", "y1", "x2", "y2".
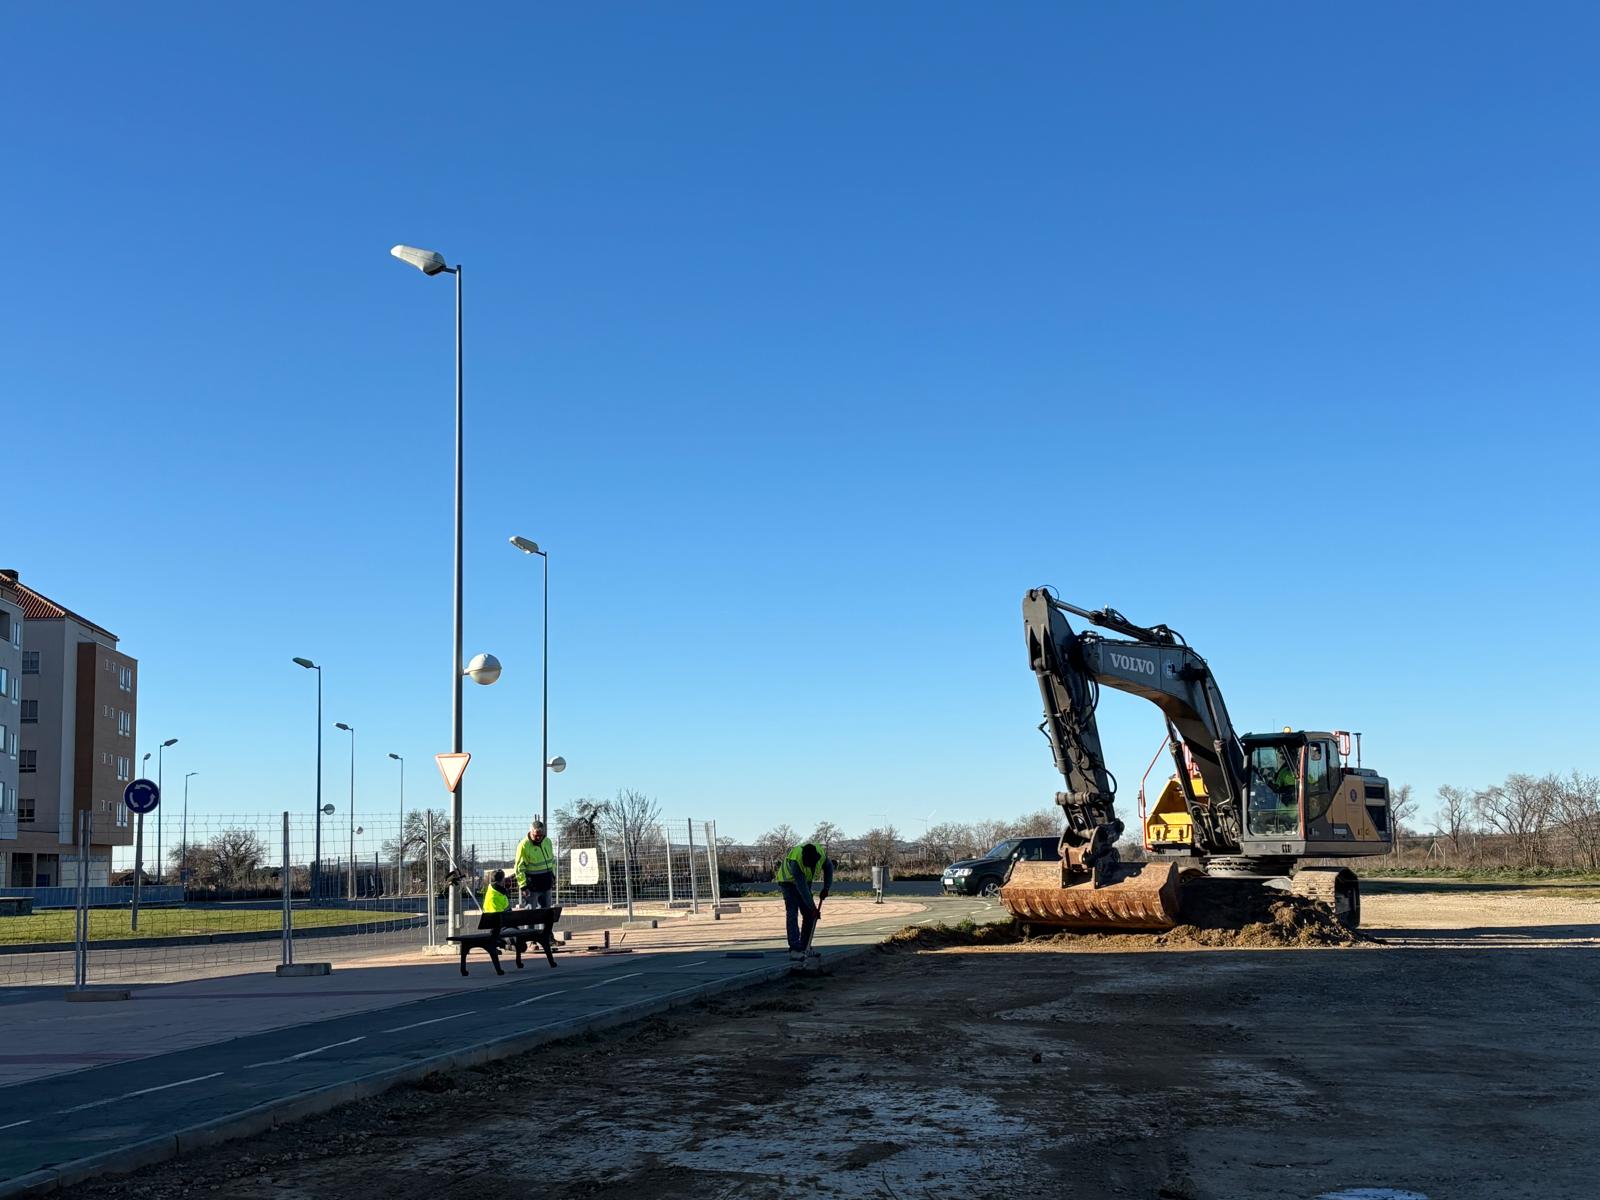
[
  {"x1": 502, "y1": 989, "x2": 567, "y2": 1010},
  {"x1": 61, "y1": 1072, "x2": 224, "y2": 1114},
  {"x1": 383, "y1": 1012, "x2": 470, "y2": 1034},
  {"x1": 245, "y1": 1037, "x2": 366, "y2": 1070},
  {"x1": 671, "y1": 959, "x2": 711, "y2": 968},
  {"x1": 0, "y1": 1120, "x2": 30, "y2": 1132},
  {"x1": 581, "y1": 972, "x2": 644, "y2": 990}
]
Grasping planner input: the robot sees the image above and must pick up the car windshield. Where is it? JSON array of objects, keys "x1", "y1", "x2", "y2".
[{"x1": 982, "y1": 839, "x2": 1021, "y2": 860}]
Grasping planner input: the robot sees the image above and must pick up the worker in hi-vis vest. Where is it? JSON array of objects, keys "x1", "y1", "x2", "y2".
[
  {"x1": 484, "y1": 869, "x2": 512, "y2": 914},
  {"x1": 774, "y1": 842, "x2": 833, "y2": 960},
  {"x1": 515, "y1": 819, "x2": 558, "y2": 909}
]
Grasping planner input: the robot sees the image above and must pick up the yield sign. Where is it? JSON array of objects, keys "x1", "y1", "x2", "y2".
[{"x1": 435, "y1": 752, "x2": 472, "y2": 792}]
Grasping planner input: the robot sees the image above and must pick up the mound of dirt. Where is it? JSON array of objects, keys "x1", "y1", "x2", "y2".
[{"x1": 891, "y1": 883, "x2": 1370, "y2": 952}]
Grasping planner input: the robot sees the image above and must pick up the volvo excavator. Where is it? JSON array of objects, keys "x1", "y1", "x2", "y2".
[{"x1": 1001, "y1": 589, "x2": 1394, "y2": 931}]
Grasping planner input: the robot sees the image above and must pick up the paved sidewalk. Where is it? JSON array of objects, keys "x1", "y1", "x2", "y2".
[
  {"x1": 0, "y1": 894, "x2": 997, "y2": 1193},
  {"x1": 0, "y1": 897, "x2": 934, "y2": 1088}
]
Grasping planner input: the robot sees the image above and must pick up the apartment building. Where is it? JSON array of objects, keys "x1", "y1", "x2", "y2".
[
  {"x1": 0, "y1": 573, "x2": 20, "y2": 846},
  {"x1": 1, "y1": 572, "x2": 136, "y2": 888}
]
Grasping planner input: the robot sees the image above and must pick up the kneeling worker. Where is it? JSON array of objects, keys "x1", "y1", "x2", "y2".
[
  {"x1": 484, "y1": 868, "x2": 512, "y2": 913},
  {"x1": 516, "y1": 819, "x2": 557, "y2": 909},
  {"x1": 775, "y1": 842, "x2": 833, "y2": 962}
]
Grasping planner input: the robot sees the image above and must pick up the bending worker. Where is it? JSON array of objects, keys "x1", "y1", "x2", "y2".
[
  {"x1": 515, "y1": 819, "x2": 558, "y2": 909},
  {"x1": 775, "y1": 841, "x2": 833, "y2": 961}
]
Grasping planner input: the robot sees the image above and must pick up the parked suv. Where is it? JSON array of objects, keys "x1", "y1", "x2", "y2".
[{"x1": 940, "y1": 836, "x2": 1061, "y2": 897}]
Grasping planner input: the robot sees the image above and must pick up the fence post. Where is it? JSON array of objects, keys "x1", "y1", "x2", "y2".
[
  {"x1": 686, "y1": 817, "x2": 700, "y2": 914},
  {"x1": 73, "y1": 811, "x2": 89, "y2": 990},
  {"x1": 621, "y1": 813, "x2": 636, "y2": 921},
  {"x1": 425, "y1": 811, "x2": 436, "y2": 948},
  {"x1": 706, "y1": 820, "x2": 723, "y2": 911},
  {"x1": 603, "y1": 835, "x2": 615, "y2": 908},
  {"x1": 281, "y1": 812, "x2": 294, "y2": 968},
  {"x1": 664, "y1": 824, "x2": 676, "y2": 907}
]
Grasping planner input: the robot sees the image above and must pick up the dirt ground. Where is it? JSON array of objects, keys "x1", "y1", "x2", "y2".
[{"x1": 79, "y1": 881, "x2": 1600, "y2": 1200}]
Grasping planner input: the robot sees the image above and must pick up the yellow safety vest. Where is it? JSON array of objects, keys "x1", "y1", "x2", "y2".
[
  {"x1": 516, "y1": 836, "x2": 556, "y2": 884},
  {"x1": 484, "y1": 883, "x2": 510, "y2": 913},
  {"x1": 774, "y1": 843, "x2": 828, "y2": 885}
]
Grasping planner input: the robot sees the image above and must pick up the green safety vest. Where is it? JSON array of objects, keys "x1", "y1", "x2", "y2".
[
  {"x1": 774, "y1": 843, "x2": 828, "y2": 885},
  {"x1": 484, "y1": 883, "x2": 510, "y2": 913},
  {"x1": 516, "y1": 836, "x2": 556, "y2": 884}
]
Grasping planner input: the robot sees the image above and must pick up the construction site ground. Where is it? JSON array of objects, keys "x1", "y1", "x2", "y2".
[{"x1": 64, "y1": 880, "x2": 1600, "y2": 1200}]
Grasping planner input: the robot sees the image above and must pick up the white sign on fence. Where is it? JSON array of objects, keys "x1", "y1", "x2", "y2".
[{"x1": 569, "y1": 847, "x2": 600, "y2": 886}]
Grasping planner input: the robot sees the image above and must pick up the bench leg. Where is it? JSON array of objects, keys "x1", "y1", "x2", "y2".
[
  {"x1": 488, "y1": 945, "x2": 505, "y2": 976},
  {"x1": 541, "y1": 930, "x2": 557, "y2": 968},
  {"x1": 459, "y1": 945, "x2": 470, "y2": 977},
  {"x1": 513, "y1": 939, "x2": 525, "y2": 969}
]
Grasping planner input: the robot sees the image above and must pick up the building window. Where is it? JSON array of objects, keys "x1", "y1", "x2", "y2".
[
  {"x1": 119, "y1": 665, "x2": 133, "y2": 691},
  {"x1": 19, "y1": 749, "x2": 36, "y2": 773},
  {"x1": 21, "y1": 651, "x2": 39, "y2": 674},
  {"x1": 0, "y1": 612, "x2": 9, "y2": 642},
  {"x1": 20, "y1": 699, "x2": 36, "y2": 723},
  {"x1": 116, "y1": 755, "x2": 131, "y2": 782},
  {"x1": 118, "y1": 710, "x2": 131, "y2": 737},
  {"x1": 0, "y1": 667, "x2": 7, "y2": 698},
  {"x1": 18, "y1": 796, "x2": 34, "y2": 824},
  {"x1": 0, "y1": 724, "x2": 11, "y2": 758},
  {"x1": 0, "y1": 781, "x2": 8, "y2": 813}
]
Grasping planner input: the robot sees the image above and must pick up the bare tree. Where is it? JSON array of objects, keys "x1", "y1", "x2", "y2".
[
  {"x1": 381, "y1": 808, "x2": 451, "y2": 891},
  {"x1": 1008, "y1": 808, "x2": 1062, "y2": 838},
  {"x1": 554, "y1": 797, "x2": 609, "y2": 844},
  {"x1": 1551, "y1": 771, "x2": 1600, "y2": 870},
  {"x1": 755, "y1": 823, "x2": 799, "y2": 873},
  {"x1": 1474, "y1": 773, "x2": 1554, "y2": 867},
  {"x1": 861, "y1": 824, "x2": 901, "y2": 867},
  {"x1": 1389, "y1": 784, "x2": 1417, "y2": 852},
  {"x1": 969, "y1": 818, "x2": 1010, "y2": 856},
  {"x1": 209, "y1": 827, "x2": 267, "y2": 890},
  {"x1": 920, "y1": 821, "x2": 973, "y2": 865},
  {"x1": 810, "y1": 820, "x2": 844, "y2": 848},
  {"x1": 1431, "y1": 785, "x2": 1474, "y2": 858},
  {"x1": 599, "y1": 789, "x2": 663, "y2": 874}
]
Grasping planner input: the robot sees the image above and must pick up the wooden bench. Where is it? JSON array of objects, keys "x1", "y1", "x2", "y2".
[{"x1": 447, "y1": 906, "x2": 562, "y2": 977}]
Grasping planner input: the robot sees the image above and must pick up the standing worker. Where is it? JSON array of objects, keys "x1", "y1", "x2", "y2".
[
  {"x1": 516, "y1": 819, "x2": 558, "y2": 909},
  {"x1": 775, "y1": 841, "x2": 833, "y2": 963}
]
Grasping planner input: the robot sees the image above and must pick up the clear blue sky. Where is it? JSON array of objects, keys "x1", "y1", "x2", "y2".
[{"x1": 5, "y1": 4, "x2": 1596, "y2": 840}]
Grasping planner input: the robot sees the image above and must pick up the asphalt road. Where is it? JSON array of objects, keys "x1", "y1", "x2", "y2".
[{"x1": 0, "y1": 895, "x2": 996, "y2": 1190}]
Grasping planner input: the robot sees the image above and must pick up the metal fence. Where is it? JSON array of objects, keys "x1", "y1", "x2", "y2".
[{"x1": 0, "y1": 811, "x2": 724, "y2": 991}]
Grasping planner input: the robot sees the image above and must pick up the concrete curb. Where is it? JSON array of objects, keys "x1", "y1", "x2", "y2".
[{"x1": 0, "y1": 942, "x2": 876, "y2": 1197}]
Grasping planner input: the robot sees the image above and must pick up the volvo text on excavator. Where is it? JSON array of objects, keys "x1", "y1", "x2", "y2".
[{"x1": 1000, "y1": 589, "x2": 1393, "y2": 931}]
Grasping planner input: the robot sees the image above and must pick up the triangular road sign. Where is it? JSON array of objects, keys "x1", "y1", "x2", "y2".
[{"x1": 435, "y1": 751, "x2": 472, "y2": 792}]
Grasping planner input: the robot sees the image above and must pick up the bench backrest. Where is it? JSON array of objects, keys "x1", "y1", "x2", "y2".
[{"x1": 475, "y1": 905, "x2": 563, "y2": 932}]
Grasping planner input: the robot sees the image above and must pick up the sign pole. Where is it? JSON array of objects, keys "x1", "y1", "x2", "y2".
[
  {"x1": 281, "y1": 812, "x2": 294, "y2": 969},
  {"x1": 131, "y1": 812, "x2": 143, "y2": 932}
]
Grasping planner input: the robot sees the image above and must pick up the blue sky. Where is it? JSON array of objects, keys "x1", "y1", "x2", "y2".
[{"x1": 5, "y1": 4, "x2": 1596, "y2": 840}]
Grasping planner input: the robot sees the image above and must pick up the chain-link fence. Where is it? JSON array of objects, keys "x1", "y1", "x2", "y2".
[{"x1": 0, "y1": 811, "x2": 724, "y2": 990}]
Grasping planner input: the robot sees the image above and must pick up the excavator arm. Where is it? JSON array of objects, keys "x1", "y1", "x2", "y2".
[{"x1": 1024, "y1": 588, "x2": 1249, "y2": 861}]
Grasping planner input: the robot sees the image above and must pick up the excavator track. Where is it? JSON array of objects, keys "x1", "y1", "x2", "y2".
[
  {"x1": 1289, "y1": 866, "x2": 1361, "y2": 929},
  {"x1": 1001, "y1": 859, "x2": 1181, "y2": 931}
]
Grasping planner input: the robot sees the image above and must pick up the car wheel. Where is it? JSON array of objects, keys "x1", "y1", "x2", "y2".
[{"x1": 978, "y1": 879, "x2": 1003, "y2": 898}]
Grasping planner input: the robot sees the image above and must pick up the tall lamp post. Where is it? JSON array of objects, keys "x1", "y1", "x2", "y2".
[
  {"x1": 293, "y1": 658, "x2": 323, "y2": 901},
  {"x1": 156, "y1": 738, "x2": 178, "y2": 883},
  {"x1": 181, "y1": 771, "x2": 197, "y2": 893},
  {"x1": 509, "y1": 536, "x2": 561, "y2": 828},
  {"x1": 387, "y1": 752, "x2": 404, "y2": 895},
  {"x1": 335, "y1": 722, "x2": 355, "y2": 900},
  {"x1": 390, "y1": 242, "x2": 466, "y2": 936}
]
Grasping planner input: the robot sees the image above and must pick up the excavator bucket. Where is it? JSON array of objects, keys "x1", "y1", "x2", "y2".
[{"x1": 1000, "y1": 859, "x2": 1181, "y2": 931}]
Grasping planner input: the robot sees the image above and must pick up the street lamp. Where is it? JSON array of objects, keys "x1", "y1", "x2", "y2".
[
  {"x1": 181, "y1": 772, "x2": 198, "y2": 893},
  {"x1": 156, "y1": 738, "x2": 178, "y2": 884},
  {"x1": 509, "y1": 536, "x2": 561, "y2": 828},
  {"x1": 293, "y1": 658, "x2": 323, "y2": 901},
  {"x1": 388, "y1": 753, "x2": 404, "y2": 894},
  {"x1": 335, "y1": 722, "x2": 355, "y2": 901},
  {"x1": 390, "y1": 241, "x2": 466, "y2": 937}
]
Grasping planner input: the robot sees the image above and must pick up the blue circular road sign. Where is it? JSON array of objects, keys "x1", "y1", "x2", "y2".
[{"x1": 124, "y1": 779, "x2": 160, "y2": 815}]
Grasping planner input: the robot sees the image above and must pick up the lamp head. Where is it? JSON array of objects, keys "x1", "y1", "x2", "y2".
[
  {"x1": 465, "y1": 653, "x2": 502, "y2": 686},
  {"x1": 547, "y1": 756, "x2": 567, "y2": 774},
  {"x1": 162, "y1": 738, "x2": 178, "y2": 748},
  {"x1": 322, "y1": 804, "x2": 336, "y2": 815},
  {"x1": 509, "y1": 536, "x2": 543, "y2": 555},
  {"x1": 335, "y1": 722, "x2": 352, "y2": 732},
  {"x1": 388, "y1": 753, "x2": 402, "y2": 762},
  {"x1": 390, "y1": 244, "x2": 450, "y2": 276},
  {"x1": 292, "y1": 657, "x2": 318, "y2": 670}
]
